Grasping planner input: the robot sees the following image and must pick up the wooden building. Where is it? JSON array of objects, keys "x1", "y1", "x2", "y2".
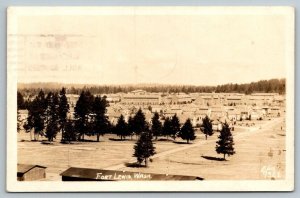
[
  {"x1": 17, "y1": 164, "x2": 46, "y2": 181},
  {"x1": 121, "y1": 92, "x2": 161, "y2": 105}
]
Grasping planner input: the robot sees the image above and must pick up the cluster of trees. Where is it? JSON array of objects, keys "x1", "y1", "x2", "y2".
[
  {"x1": 17, "y1": 91, "x2": 30, "y2": 110},
  {"x1": 20, "y1": 89, "x2": 110, "y2": 143},
  {"x1": 131, "y1": 112, "x2": 196, "y2": 166},
  {"x1": 132, "y1": 114, "x2": 235, "y2": 165},
  {"x1": 114, "y1": 110, "x2": 197, "y2": 166},
  {"x1": 18, "y1": 78, "x2": 285, "y2": 96},
  {"x1": 73, "y1": 91, "x2": 110, "y2": 142},
  {"x1": 114, "y1": 109, "x2": 148, "y2": 140},
  {"x1": 114, "y1": 112, "x2": 196, "y2": 144},
  {"x1": 133, "y1": 116, "x2": 235, "y2": 165},
  {"x1": 215, "y1": 79, "x2": 285, "y2": 94},
  {"x1": 22, "y1": 88, "x2": 70, "y2": 141},
  {"x1": 200, "y1": 116, "x2": 235, "y2": 160}
]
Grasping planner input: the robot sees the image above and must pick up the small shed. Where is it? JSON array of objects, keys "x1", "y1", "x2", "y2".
[
  {"x1": 60, "y1": 167, "x2": 204, "y2": 181},
  {"x1": 17, "y1": 164, "x2": 46, "y2": 181}
]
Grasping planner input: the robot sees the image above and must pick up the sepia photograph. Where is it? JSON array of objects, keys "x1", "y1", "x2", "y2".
[{"x1": 7, "y1": 6, "x2": 294, "y2": 191}]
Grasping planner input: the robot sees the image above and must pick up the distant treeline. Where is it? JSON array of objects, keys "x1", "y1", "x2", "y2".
[
  {"x1": 18, "y1": 78, "x2": 285, "y2": 96},
  {"x1": 215, "y1": 79, "x2": 285, "y2": 94}
]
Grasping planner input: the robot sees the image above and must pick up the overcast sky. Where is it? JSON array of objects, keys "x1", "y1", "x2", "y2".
[{"x1": 10, "y1": 7, "x2": 291, "y2": 86}]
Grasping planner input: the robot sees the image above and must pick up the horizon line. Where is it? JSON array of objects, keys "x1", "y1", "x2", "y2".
[{"x1": 17, "y1": 78, "x2": 286, "y2": 87}]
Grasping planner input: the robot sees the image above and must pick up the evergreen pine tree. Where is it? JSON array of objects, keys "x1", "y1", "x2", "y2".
[
  {"x1": 92, "y1": 96, "x2": 109, "y2": 141},
  {"x1": 44, "y1": 92, "x2": 53, "y2": 126},
  {"x1": 133, "y1": 131, "x2": 156, "y2": 167},
  {"x1": 58, "y1": 87, "x2": 69, "y2": 141},
  {"x1": 162, "y1": 117, "x2": 172, "y2": 139},
  {"x1": 201, "y1": 115, "x2": 213, "y2": 140},
  {"x1": 74, "y1": 91, "x2": 94, "y2": 141},
  {"x1": 170, "y1": 114, "x2": 180, "y2": 140},
  {"x1": 45, "y1": 92, "x2": 60, "y2": 141},
  {"x1": 132, "y1": 108, "x2": 148, "y2": 136},
  {"x1": 151, "y1": 112, "x2": 162, "y2": 140},
  {"x1": 179, "y1": 119, "x2": 196, "y2": 144},
  {"x1": 63, "y1": 119, "x2": 77, "y2": 143},
  {"x1": 127, "y1": 116, "x2": 134, "y2": 139},
  {"x1": 17, "y1": 91, "x2": 25, "y2": 109},
  {"x1": 25, "y1": 90, "x2": 47, "y2": 141},
  {"x1": 115, "y1": 114, "x2": 128, "y2": 140},
  {"x1": 216, "y1": 122, "x2": 235, "y2": 160}
]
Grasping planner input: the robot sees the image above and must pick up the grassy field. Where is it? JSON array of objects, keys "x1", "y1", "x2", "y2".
[{"x1": 18, "y1": 117, "x2": 286, "y2": 181}]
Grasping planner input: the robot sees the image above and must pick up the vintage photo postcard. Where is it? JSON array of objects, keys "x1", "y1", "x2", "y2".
[{"x1": 7, "y1": 6, "x2": 294, "y2": 192}]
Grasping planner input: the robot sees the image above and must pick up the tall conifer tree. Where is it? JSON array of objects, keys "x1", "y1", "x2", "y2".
[
  {"x1": 132, "y1": 108, "x2": 148, "y2": 136},
  {"x1": 24, "y1": 90, "x2": 47, "y2": 141},
  {"x1": 216, "y1": 123, "x2": 235, "y2": 160},
  {"x1": 58, "y1": 87, "x2": 69, "y2": 141},
  {"x1": 133, "y1": 131, "x2": 156, "y2": 167},
  {"x1": 162, "y1": 117, "x2": 172, "y2": 139},
  {"x1": 170, "y1": 114, "x2": 180, "y2": 140},
  {"x1": 74, "y1": 91, "x2": 94, "y2": 141},
  {"x1": 201, "y1": 115, "x2": 213, "y2": 140},
  {"x1": 179, "y1": 119, "x2": 196, "y2": 144},
  {"x1": 92, "y1": 96, "x2": 109, "y2": 141},
  {"x1": 115, "y1": 114, "x2": 128, "y2": 140},
  {"x1": 151, "y1": 112, "x2": 162, "y2": 140}
]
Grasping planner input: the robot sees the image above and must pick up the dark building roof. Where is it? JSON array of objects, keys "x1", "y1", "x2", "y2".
[
  {"x1": 60, "y1": 167, "x2": 203, "y2": 181},
  {"x1": 17, "y1": 164, "x2": 46, "y2": 174}
]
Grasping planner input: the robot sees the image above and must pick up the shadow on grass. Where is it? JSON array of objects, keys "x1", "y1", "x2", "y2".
[
  {"x1": 61, "y1": 139, "x2": 102, "y2": 144},
  {"x1": 77, "y1": 139, "x2": 100, "y2": 142},
  {"x1": 41, "y1": 140, "x2": 54, "y2": 145},
  {"x1": 201, "y1": 155, "x2": 226, "y2": 161},
  {"x1": 60, "y1": 140, "x2": 76, "y2": 144},
  {"x1": 277, "y1": 133, "x2": 286, "y2": 137},
  {"x1": 168, "y1": 160, "x2": 202, "y2": 166},
  {"x1": 109, "y1": 138, "x2": 132, "y2": 141},
  {"x1": 19, "y1": 139, "x2": 36, "y2": 142},
  {"x1": 156, "y1": 138, "x2": 174, "y2": 142},
  {"x1": 124, "y1": 162, "x2": 146, "y2": 168},
  {"x1": 173, "y1": 141, "x2": 191, "y2": 144}
]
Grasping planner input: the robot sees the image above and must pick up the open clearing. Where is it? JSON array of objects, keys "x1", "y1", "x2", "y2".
[{"x1": 18, "y1": 117, "x2": 285, "y2": 181}]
